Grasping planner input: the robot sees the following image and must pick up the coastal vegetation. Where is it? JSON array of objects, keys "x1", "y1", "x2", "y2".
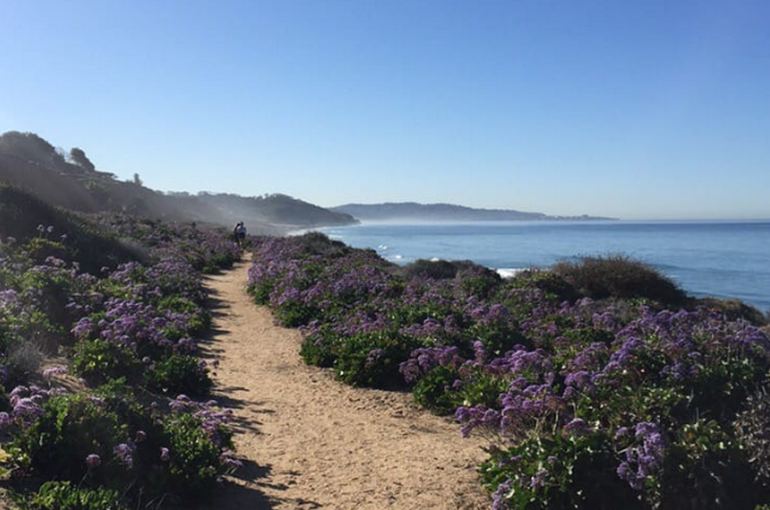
[
  {"x1": 3, "y1": 178, "x2": 769, "y2": 509},
  {"x1": 0, "y1": 187, "x2": 243, "y2": 508},
  {"x1": 247, "y1": 232, "x2": 770, "y2": 509}
]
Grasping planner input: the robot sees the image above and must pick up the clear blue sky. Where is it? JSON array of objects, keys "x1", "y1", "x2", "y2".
[{"x1": 1, "y1": 0, "x2": 769, "y2": 219}]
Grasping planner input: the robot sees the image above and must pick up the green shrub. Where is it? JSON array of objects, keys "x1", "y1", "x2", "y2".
[
  {"x1": 91, "y1": 379, "x2": 157, "y2": 441},
  {"x1": 297, "y1": 232, "x2": 349, "y2": 258},
  {"x1": 25, "y1": 481, "x2": 125, "y2": 510},
  {"x1": 468, "y1": 318, "x2": 523, "y2": 356},
  {"x1": 333, "y1": 332, "x2": 417, "y2": 388},
  {"x1": 157, "y1": 296, "x2": 210, "y2": 335},
  {"x1": 275, "y1": 301, "x2": 318, "y2": 327},
  {"x1": 403, "y1": 259, "x2": 458, "y2": 280},
  {"x1": 72, "y1": 339, "x2": 142, "y2": 386},
  {"x1": 508, "y1": 270, "x2": 578, "y2": 302},
  {"x1": 147, "y1": 354, "x2": 212, "y2": 397},
  {"x1": 19, "y1": 265, "x2": 79, "y2": 348},
  {"x1": 249, "y1": 281, "x2": 273, "y2": 304},
  {"x1": 413, "y1": 366, "x2": 462, "y2": 414},
  {"x1": 4, "y1": 341, "x2": 44, "y2": 387},
  {"x1": 457, "y1": 369, "x2": 509, "y2": 409},
  {"x1": 561, "y1": 326, "x2": 615, "y2": 345},
  {"x1": 482, "y1": 433, "x2": 640, "y2": 510},
  {"x1": 162, "y1": 413, "x2": 223, "y2": 494},
  {"x1": 735, "y1": 386, "x2": 770, "y2": 485},
  {"x1": 552, "y1": 255, "x2": 686, "y2": 305},
  {"x1": 202, "y1": 252, "x2": 237, "y2": 273},
  {"x1": 697, "y1": 298, "x2": 768, "y2": 326},
  {"x1": 660, "y1": 419, "x2": 761, "y2": 509},
  {"x1": 0, "y1": 383, "x2": 10, "y2": 412},
  {"x1": 300, "y1": 333, "x2": 337, "y2": 367},
  {"x1": 411, "y1": 365, "x2": 508, "y2": 416},
  {"x1": 14, "y1": 394, "x2": 128, "y2": 482},
  {"x1": 23, "y1": 238, "x2": 71, "y2": 266},
  {"x1": 459, "y1": 274, "x2": 502, "y2": 299}
]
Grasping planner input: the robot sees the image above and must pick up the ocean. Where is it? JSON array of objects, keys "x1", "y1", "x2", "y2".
[{"x1": 320, "y1": 221, "x2": 770, "y2": 312}]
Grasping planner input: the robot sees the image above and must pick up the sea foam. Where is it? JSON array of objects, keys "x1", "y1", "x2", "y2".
[{"x1": 496, "y1": 268, "x2": 525, "y2": 279}]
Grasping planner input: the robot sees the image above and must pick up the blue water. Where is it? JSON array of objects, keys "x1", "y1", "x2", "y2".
[{"x1": 321, "y1": 221, "x2": 770, "y2": 311}]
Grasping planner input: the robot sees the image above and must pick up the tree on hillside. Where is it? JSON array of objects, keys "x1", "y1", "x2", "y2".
[
  {"x1": 0, "y1": 131, "x2": 66, "y2": 167},
  {"x1": 133, "y1": 173, "x2": 143, "y2": 186},
  {"x1": 69, "y1": 147, "x2": 96, "y2": 172}
]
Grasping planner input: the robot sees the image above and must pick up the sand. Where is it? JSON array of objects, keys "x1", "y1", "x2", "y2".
[{"x1": 201, "y1": 258, "x2": 489, "y2": 510}]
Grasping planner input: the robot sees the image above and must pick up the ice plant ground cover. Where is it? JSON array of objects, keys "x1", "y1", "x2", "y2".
[
  {"x1": 248, "y1": 233, "x2": 770, "y2": 510},
  {"x1": 0, "y1": 214, "x2": 242, "y2": 509}
]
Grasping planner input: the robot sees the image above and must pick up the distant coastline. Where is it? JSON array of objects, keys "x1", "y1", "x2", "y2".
[{"x1": 331, "y1": 201, "x2": 615, "y2": 223}]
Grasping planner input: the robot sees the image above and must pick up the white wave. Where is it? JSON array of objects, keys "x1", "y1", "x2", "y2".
[
  {"x1": 378, "y1": 244, "x2": 389, "y2": 250},
  {"x1": 430, "y1": 257, "x2": 440, "y2": 262},
  {"x1": 496, "y1": 268, "x2": 526, "y2": 279}
]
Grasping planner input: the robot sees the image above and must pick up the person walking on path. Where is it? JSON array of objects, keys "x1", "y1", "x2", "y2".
[{"x1": 233, "y1": 222, "x2": 247, "y2": 247}]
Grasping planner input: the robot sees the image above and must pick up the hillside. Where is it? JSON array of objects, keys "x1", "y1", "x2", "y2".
[
  {"x1": 0, "y1": 131, "x2": 357, "y2": 232},
  {"x1": 0, "y1": 184, "x2": 147, "y2": 273},
  {"x1": 332, "y1": 202, "x2": 613, "y2": 222}
]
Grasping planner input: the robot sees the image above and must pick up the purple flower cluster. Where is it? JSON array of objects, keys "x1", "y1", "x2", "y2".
[
  {"x1": 94, "y1": 216, "x2": 241, "y2": 273},
  {"x1": 73, "y1": 297, "x2": 197, "y2": 355},
  {"x1": 247, "y1": 234, "x2": 770, "y2": 507},
  {"x1": 1, "y1": 385, "x2": 66, "y2": 428},
  {"x1": 169, "y1": 394, "x2": 236, "y2": 449},
  {"x1": 399, "y1": 346, "x2": 465, "y2": 383},
  {"x1": 616, "y1": 422, "x2": 666, "y2": 491},
  {"x1": 113, "y1": 442, "x2": 136, "y2": 468}
]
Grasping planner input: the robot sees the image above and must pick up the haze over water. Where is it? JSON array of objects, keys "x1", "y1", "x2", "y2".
[{"x1": 324, "y1": 221, "x2": 770, "y2": 311}]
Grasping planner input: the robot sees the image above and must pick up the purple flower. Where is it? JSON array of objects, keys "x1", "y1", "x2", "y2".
[
  {"x1": 113, "y1": 443, "x2": 135, "y2": 468},
  {"x1": 529, "y1": 469, "x2": 548, "y2": 489},
  {"x1": 85, "y1": 454, "x2": 101, "y2": 468},
  {"x1": 615, "y1": 426, "x2": 630, "y2": 440},
  {"x1": 491, "y1": 478, "x2": 513, "y2": 510},
  {"x1": 616, "y1": 422, "x2": 666, "y2": 491},
  {"x1": 563, "y1": 418, "x2": 591, "y2": 436},
  {"x1": 42, "y1": 365, "x2": 67, "y2": 380},
  {"x1": 160, "y1": 447, "x2": 170, "y2": 462},
  {"x1": 564, "y1": 370, "x2": 592, "y2": 390}
]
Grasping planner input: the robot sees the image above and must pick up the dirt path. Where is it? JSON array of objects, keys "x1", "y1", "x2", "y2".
[{"x1": 202, "y1": 259, "x2": 489, "y2": 510}]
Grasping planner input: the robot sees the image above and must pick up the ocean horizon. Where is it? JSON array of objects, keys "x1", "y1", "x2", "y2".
[{"x1": 319, "y1": 220, "x2": 770, "y2": 312}]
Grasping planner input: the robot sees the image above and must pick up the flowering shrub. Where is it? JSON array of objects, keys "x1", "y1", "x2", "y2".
[
  {"x1": 162, "y1": 412, "x2": 227, "y2": 493},
  {"x1": 13, "y1": 393, "x2": 129, "y2": 482},
  {"x1": 148, "y1": 354, "x2": 212, "y2": 397},
  {"x1": 248, "y1": 233, "x2": 770, "y2": 509},
  {"x1": 10, "y1": 385, "x2": 238, "y2": 504},
  {"x1": 72, "y1": 339, "x2": 142, "y2": 385},
  {"x1": 0, "y1": 215, "x2": 243, "y2": 507},
  {"x1": 94, "y1": 214, "x2": 241, "y2": 274},
  {"x1": 735, "y1": 386, "x2": 770, "y2": 485}
]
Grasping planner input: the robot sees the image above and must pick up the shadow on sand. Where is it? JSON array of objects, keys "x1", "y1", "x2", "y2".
[{"x1": 191, "y1": 277, "x2": 322, "y2": 509}]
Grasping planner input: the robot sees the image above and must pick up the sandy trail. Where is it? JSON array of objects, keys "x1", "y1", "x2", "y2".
[{"x1": 201, "y1": 259, "x2": 488, "y2": 510}]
